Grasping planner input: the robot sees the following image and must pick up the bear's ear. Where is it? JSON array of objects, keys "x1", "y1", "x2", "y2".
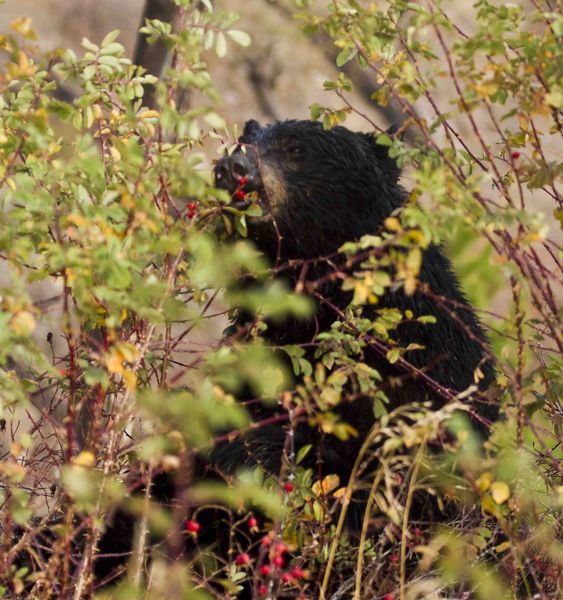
[
  {"x1": 364, "y1": 123, "x2": 401, "y2": 183},
  {"x1": 239, "y1": 119, "x2": 262, "y2": 144}
]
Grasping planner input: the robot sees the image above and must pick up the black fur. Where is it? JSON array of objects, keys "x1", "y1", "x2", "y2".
[{"x1": 212, "y1": 119, "x2": 496, "y2": 479}]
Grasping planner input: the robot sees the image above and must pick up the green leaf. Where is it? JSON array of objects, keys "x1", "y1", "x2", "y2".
[
  {"x1": 296, "y1": 444, "x2": 312, "y2": 465},
  {"x1": 235, "y1": 214, "x2": 247, "y2": 237},
  {"x1": 100, "y1": 42, "x2": 125, "y2": 56},
  {"x1": 215, "y1": 32, "x2": 227, "y2": 57},
  {"x1": 336, "y1": 46, "x2": 357, "y2": 67},
  {"x1": 106, "y1": 263, "x2": 133, "y2": 289},
  {"x1": 101, "y1": 30, "x2": 121, "y2": 47},
  {"x1": 386, "y1": 348, "x2": 401, "y2": 364},
  {"x1": 204, "y1": 111, "x2": 226, "y2": 130},
  {"x1": 81, "y1": 37, "x2": 99, "y2": 53},
  {"x1": 417, "y1": 315, "x2": 437, "y2": 324},
  {"x1": 204, "y1": 29, "x2": 214, "y2": 50},
  {"x1": 227, "y1": 29, "x2": 251, "y2": 47},
  {"x1": 376, "y1": 133, "x2": 393, "y2": 146}
]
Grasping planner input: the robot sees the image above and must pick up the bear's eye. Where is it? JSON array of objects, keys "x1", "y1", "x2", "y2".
[{"x1": 286, "y1": 144, "x2": 304, "y2": 157}]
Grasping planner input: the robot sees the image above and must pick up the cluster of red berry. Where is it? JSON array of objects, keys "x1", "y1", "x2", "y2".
[
  {"x1": 186, "y1": 482, "x2": 302, "y2": 595},
  {"x1": 186, "y1": 201, "x2": 197, "y2": 219},
  {"x1": 251, "y1": 537, "x2": 305, "y2": 595},
  {"x1": 233, "y1": 176, "x2": 247, "y2": 201}
]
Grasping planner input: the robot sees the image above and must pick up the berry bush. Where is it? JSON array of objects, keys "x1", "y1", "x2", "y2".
[{"x1": 0, "y1": 1, "x2": 561, "y2": 598}]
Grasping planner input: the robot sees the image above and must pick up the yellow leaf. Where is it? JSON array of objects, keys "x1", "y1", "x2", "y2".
[
  {"x1": 352, "y1": 281, "x2": 369, "y2": 305},
  {"x1": 121, "y1": 193, "x2": 135, "y2": 209},
  {"x1": 138, "y1": 109, "x2": 160, "y2": 120},
  {"x1": 10, "y1": 311, "x2": 36, "y2": 335},
  {"x1": 409, "y1": 229, "x2": 427, "y2": 247},
  {"x1": 545, "y1": 90, "x2": 562, "y2": 109},
  {"x1": 473, "y1": 366, "x2": 484, "y2": 384},
  {"x1": 109, "y1": 146, "x2": 121, "y2": 162},
  {"x1": 312, "y1": 474, "x2": 340, "y2": 497},
  {"x1": 491, "y1": 481, "x2": 510, "y2": 504},
  {"x1": 122, "y1": 369, "x2": 137, "y2": 392},
  {"x1": 384, "y1": 217, "x2": 402, "y2": 232},
  {"x1": 92, "y1": 104, "x2": 103, "y2": 119},
  {"x1": 517, "y1": 113, "x2": 529, "y2": 133},
  {"x1": 104, "y1": 351, "x2": 124, "y2": 374},
  {"x1": 65, "y1": 267, "x2": 76, "y2": 285},
  {"x1": 10, "y1": 442, "x2": 23, "y2": 456},
  {"x1": 406, "y1": 247, "x2": 422, "y2": 271},
  {"x1": 474, "y1": 81, "x2": 499, "y2": 99},
  {"x1": 373, "y1": 322, "x2": 388, "y2": 337},
  {"x1": 73, "y1": 451, "x2": 96, "y2": 468},
  {"x1": 333, "y1": 487, "x2": 346, "y2": 499},
  {"x1": 10, "y1": 17, "x2": 37, "y2": 39},
  {"x1": 495, "y1": 541, "x2": 512, "y2": 553},
  {"x1": 481, "y1": 494, "x2": 498, "y2": 516},
  {"x1": 48, "y1": 142, "x2": 62, "y2": 156},
  {"x1": 116, "y1": 343, "x2": 140, "y2": 363},
  {"x1": 476, "y1": 471, "x2": 492, "y2": 493},
  {"x1": 404, "y1": 275, "x2": 416, "y2": 296}
]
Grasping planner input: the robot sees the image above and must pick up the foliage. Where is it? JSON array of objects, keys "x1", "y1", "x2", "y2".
[{"x1": 0, "y1": 0, "x2": 561, "y2": 599}]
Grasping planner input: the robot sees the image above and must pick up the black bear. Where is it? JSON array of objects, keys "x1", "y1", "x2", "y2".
[
  {"x1": 93, "y1": 118, "x2": 497, "y2": 587},
  {"x1": 211, "y1": 118, "x2": 496, "y2": 483}
]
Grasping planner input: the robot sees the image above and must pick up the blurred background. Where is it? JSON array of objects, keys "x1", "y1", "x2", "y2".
[{"x1": 0, "y1": 0, "x2": 397, "y2": 131}]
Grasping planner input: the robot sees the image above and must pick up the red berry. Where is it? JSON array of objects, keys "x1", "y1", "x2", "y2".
[
  {"x1": 187, "y1": 210, "x2": 195, "y2": 219},
  {"x1": 291, "y1": 567, "x2": 304, "y2": 579},
  {"x1": 248, "y1": 516, "x2": 258, "y2": 528},
  {"x1": 281, "y1": 572, "x2": 293, "y2": 584},
  {"x1": 274, "y1": 542, "x2": 288, "y2": 554},
  {"x1": 511, "y1": 151, "x2": 521, "y2": 159},
  {"x1": 235, "y1": 552, "x2": 251, "y2": 566},
  {"x1": 260, "y1": 565, "x2": 271, "y2": 576},
  {"x1": 234, "y1": 189, "x2": 245, "y2": 199},
  {"x1": 390, "y1": 552, "x2": 398, "y2": 562},
  {"x1": 284, "y1": 482, "x2": 294, "y2": 493},
  {"x1": 414, "y1": 527, "x2": 422, "y2": 537},
  {"x1": 273, "y1": 554, "x2": 285, "y2": 568},
  {"x1": 260, "y1": 534, "x2": 272, "y2": 547},
  {"x1": 239, "y1": 176, "x2": 247, "y2": 186},
  {"x1": 186, "y1": 519, "x2": 200, "y2": 534},
  {"x1": 258, "y1": 585, "x2": 267, "y2": 595},
  {"x1": 187, "y1": 201, "x2": 197, "y2": 210},
  {"x1": 384, "y1": 594, "x2": 394, "y2": 600}
]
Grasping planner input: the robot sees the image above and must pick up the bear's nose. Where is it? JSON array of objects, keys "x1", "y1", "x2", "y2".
[{"x1": 214, "y1": 153, "x2": 257, "y2": 193}]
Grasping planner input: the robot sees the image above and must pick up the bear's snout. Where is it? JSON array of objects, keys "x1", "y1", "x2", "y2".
[{"x1": 214, "y1": 151, "x2": 261, "y2": 194}]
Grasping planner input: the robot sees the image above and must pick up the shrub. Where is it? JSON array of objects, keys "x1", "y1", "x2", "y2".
[{"x1": 0, "y1": 1, "x2": 560, "y2": 598}]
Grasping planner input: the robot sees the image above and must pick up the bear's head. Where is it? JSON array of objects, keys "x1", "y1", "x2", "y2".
[{"x1": 214, "y1": 119, "x2": 405, "y2": 262}]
